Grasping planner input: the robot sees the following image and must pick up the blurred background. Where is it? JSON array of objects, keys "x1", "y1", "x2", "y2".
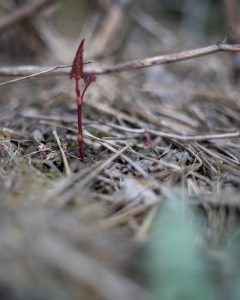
[
  {"x1": 1, "y1": 1, "x2": 240, "y2": 300},
  {"x1": 0, "y1": 0, "x2": 233, "y2": 64}
]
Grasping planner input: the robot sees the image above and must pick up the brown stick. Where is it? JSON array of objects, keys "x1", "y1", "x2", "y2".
[
  {"x1": 0, "y1": 0, "x2": 58, "y2": 34},
  {"x1": 91, "y1": 43, "x2": 240, "y2": 74},
  {"x1": 105, "y1": 124, "x2": 240, "y2": 142},
  {"x1": 19, "y1": 113, "x2": 240, "y2": 143},
  {"x1": 0, "y1": 43, "x2": 240, "y2": 86}
]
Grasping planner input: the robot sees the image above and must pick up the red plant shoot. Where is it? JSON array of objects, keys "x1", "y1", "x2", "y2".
[
  {"x1": 70, "y1": 39, "x2": 96, "y2": 162},
  {"x1": 144, "y1": 134, "x2": 151, "y2": 148}
]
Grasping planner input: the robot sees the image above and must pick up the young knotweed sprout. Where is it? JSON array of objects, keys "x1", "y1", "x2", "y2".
[{"x1": 70, "y1": 39, "x2": 96, "y2": 162}]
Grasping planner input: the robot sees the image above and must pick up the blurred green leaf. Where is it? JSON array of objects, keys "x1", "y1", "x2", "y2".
[{"x1": 145, "y1": 189, "x2": 216, "y2": 300}]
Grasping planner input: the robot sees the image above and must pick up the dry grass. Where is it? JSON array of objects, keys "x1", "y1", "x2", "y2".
[{"x1": 1, "y1": 0, "x2": 240, "y2": 299}]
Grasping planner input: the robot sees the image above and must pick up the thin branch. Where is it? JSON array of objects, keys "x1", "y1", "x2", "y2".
[
  {"x1": 52, "y1": 128, "x2": 72, "y2": 177},
  {"x1": 106, "y1": 123, "x2": 240, "y2": 142},
  {"x1": 0, "y1": 0, "x2": 59, "y2": 34},
  {"x1": 0, "y1": 42, "x2": 240, "y2": 87},
  {"x1": 92, "y1": 43, "x2": 240, "y2": 74},
  {"x1": 0, "y1": 66, "x2": 64, "y2": 87},
  {"x1": 0, "y1": 62, "x2": 92, "y2": 87},
  {"x1": 146, "y1": 129, "x2": 240, "y2": 142},
  {"x1": 17, "y1": 112, "x2": 240, "y2": 143}
]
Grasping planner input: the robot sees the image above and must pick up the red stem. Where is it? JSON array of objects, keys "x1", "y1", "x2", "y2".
[
  {"x1": 81, "y1": 82, "x2": 91, "y2": 102},
  {"x1": 75, "y1": 78, "x2": 81, "y2": 101},
  {"x1": 76, "y1": 79, "x2": 84, "y2": 162},
  {"x1": 77, "y1": 101, "x2": 84, "y2": 162}
]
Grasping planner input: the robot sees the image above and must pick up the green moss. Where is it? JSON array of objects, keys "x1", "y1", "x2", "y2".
[{"x1": 2, "y1": 160, "x2": 53, "y2": 206}]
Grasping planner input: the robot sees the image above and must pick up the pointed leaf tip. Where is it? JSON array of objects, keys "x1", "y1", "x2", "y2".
[{"x1": 70, "y1": 39, "x2": 85, "y2": 80}]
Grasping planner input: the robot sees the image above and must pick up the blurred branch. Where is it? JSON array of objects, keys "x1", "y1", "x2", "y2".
[
  {"x1": 90, "y1": 0, "x2": 132, "y2": 57},
  {"x1": 222, "y1": 0, "x2": 240, "y2": 41},
  {"x1": 93, "y1": 43, "x2": 240, "y2": 74},
  {"x1": 221, "y1": 0, "x2": 240, "y2": 81},
  {"x1": 129, "y1": 6, "x2": 177, "y2": 45},
  {"x1": 1, "y1": 42, "x2": 240, "y2": 86},
  {"x1": 52, "y1": 129, "x2": 72, "y2": 177},
  {"x1": 0, "y1": 0, "x2": 59, "y2": 34},
  {"x1": 117, "y1": 127, "x2": 240, "y2": 143}
]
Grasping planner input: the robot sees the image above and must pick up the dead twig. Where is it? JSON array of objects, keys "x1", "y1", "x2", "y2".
[
  {"x1": 16, "y1": 113, "x2": 240, "y2": 167},
  {"x1": 105, "y1": 123, "x2": 240, "y2": 142},
  {"x1": 0, "y1": 62, "x2": 92, "y2": 87},
  {"x1": 52, "y1": 129, "x2": 72, "y2": 177},
  {"x1": 0, "y1": 43, "x2": 240, "y2": 87}
]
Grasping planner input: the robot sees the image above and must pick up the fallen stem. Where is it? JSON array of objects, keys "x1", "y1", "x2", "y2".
[
  {"x1": 77, "y1": 102, "x2": 84, "y2": 161},
  {"x1": 0, "y1": 62, "x2": 92, "y2": 87},
  {"x1": 105, "y1": 123, "x2": 240, "y2": 142},
  {"x1": 52, "y1": 128, "x2": 72, "y2": 177},
  {"x1": 0, "y1": 43, "x2": 240, "y2": 86}
]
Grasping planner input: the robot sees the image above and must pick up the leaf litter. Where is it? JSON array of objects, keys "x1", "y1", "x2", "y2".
[{"x1": 1, "y1": 5, "x2": 240, "y2": 299}]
